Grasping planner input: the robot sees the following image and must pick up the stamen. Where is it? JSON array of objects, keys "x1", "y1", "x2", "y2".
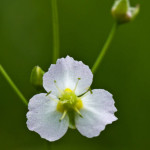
[
  {"x1": 74, "y1": 107, "x2": 83, "y2": 118},
  {"x1": 46, "y1": 91, "x2": 52, "y2": 96},
  {"x1": 84, "y1": 87, "x2": 92, "y2": 94},
  {"x1": 79, "y1": 87, "x2": 93, "y2": 99},
  {"x1": 89, "y1": 88, "x2": 93, "y2": 94},
  {"x1": 73, "y1": 78, "x2": 81, "y2": 92},
  {"x1": 79, "y1": 92, "x2": 89, "y2": 99},
  {"x1": 54, "y1": 80, "x2": 63, "y2": 94},
  {"x1": 59, "y1": 110, "x2": 67, "y2": 122}
]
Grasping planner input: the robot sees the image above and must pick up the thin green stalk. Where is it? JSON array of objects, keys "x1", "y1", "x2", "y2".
[
  {"x1": 51, "y1": 0, "x2": 60, "y2": 63},
  {"x1": 92, "y1": 22, "x2": 118, "y2": 74},
  {"x1": 0, "y1": 65, "x2": 28, "y2": 106}
]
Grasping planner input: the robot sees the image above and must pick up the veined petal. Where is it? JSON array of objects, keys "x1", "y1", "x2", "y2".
[
  {"x1": 26, "y1": 93, "x2": 69, "y2": 141},
  {"x1": 75, "y1": 89, "x2": 117, "y2": 138},
  {"x1": 43, "y1": 56, "x2": 93, "y2": 96}
]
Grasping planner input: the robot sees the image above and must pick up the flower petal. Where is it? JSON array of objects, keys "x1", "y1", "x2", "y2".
[
  {"x1": 26, "y1": 93, "x2": 69, "y2": 141},
  {"x1": 43, "y1": 56, "x2": 93, "y2": 96},
  {"x1": 75, "y1": 89, "x2": 117, "y2": 138}
]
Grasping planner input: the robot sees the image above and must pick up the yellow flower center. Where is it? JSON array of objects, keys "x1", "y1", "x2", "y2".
[
  {"x1": 57, "y1": 88, "x2": 83, "y2": 113},
  {"x1": 52, "y1": 78, "x2": 84, "y2": 125}
]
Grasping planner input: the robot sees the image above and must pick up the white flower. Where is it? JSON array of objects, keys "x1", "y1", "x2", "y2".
[{"x1": 26, "y1": 56, "x2": 117, "y2": 141}]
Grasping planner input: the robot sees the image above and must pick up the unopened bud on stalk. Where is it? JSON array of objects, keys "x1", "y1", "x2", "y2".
[
  {"x1": 30, "y1": 66, "x2": 45, "y2": 91},
  {"x1": 111, "y1": 0, "x2": 140, "y2": 24}
]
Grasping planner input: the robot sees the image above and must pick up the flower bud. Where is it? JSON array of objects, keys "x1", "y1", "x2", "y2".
[
  {"x1": 30, "y1": 66, "x2": 45, "y2": 91},
  {"x1": 111, "y1": 0, "x2": 140, "y2": 24}
]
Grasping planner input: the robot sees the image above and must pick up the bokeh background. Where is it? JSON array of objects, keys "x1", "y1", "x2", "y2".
[{"x1": 0, "y1": 0, "x2": 149, "y2": 150}]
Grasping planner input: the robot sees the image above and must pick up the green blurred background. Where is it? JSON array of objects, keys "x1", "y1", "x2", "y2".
[{"x1": 0, "y1": 0, "x2": 149, "y2": 149}]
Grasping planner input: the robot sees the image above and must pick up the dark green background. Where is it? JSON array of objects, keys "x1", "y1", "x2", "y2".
[{"x1": 0, "y1": 0, "x2": 149, "y2": 149}]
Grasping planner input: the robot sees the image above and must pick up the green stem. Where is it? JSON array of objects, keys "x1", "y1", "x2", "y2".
[
  {"x1": 92, "y1": 22, "x2": 118, "y2": 74},
  {"x1": 0, "y1": 65, "x2": 28, "y2": 106},
  {"x1": 51, "y1": 0, "x2": 60, "y2": 63}
]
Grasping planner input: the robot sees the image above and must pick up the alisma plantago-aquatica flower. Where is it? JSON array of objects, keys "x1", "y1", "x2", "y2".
[{"x1": 26, "y1": 56, "x2": 117, "y2": 141}]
